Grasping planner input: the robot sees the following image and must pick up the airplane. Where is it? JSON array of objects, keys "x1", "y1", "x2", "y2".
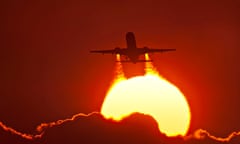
[{"x1": 90, "y1": 32, "x2": 176, "y2": 63}]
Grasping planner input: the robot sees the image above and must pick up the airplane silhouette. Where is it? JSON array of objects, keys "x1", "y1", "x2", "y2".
[{"x1": 90, "y1": 32, "x2": 176, "y2": 63}]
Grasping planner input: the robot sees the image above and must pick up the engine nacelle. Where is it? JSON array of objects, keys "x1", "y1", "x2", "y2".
[
  {"x1": 115, "y1": 47, "x2": 121, "y2": 54},
  {"x1": 143, "y1": 46, "x2": 149, "y2": 53}
]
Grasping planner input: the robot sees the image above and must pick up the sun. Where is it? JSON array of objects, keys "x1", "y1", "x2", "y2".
[{"x1": 100, "y1": 54, "x2": 191, "y2": 137}]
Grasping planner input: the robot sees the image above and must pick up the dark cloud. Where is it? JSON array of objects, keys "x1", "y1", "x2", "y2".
[{"x1": 1, "y1": 112, "x2": 240, "y2": 144}]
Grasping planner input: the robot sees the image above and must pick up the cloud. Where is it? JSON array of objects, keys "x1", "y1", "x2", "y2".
[
  {"x1": 39, "y1": 112, "x2": 165, "y2": 144},
  {"x1": 0, "y1": 121, "x2": 40, "y2": 140},
  {"x1": 36, "y1": 112, "x2": 99, "y2": 133},
  {"x1": 0, "y1": 112, "x2": 98, "y2": 140},
  {"x1": 1, "y1": 112, "x2": 240, "y2": 144},
  {"x1": 185, "y1": 128, "x2": 240, "y2": 143}
]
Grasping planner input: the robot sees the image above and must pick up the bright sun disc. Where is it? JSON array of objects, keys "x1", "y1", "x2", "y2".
[{"x1": 101, "y1": 74, "x2": 191, "y2": 136}]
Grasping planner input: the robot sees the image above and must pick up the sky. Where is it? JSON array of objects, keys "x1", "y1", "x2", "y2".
[{"x1": 0, "y1": 0, "x2": 240, "y2": 143}]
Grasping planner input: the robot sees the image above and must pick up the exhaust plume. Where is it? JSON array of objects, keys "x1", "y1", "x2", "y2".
[
  {"x1": 113, "y1": 54, "x2": 126, "y2": 82},
  {"x1": 144, "y1": 53, "x2": 158, "y2": 75}
]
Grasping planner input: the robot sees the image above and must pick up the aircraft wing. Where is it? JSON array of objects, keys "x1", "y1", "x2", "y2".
[
  {"x1": 146, "y1": 48, "x2": 176, "y2": 53},
  {"x1": 90, "y1": 48, "x2": 127, "y2": 55},
  {"x1": 90, "y1": 49, "x2": 116, "y2": 54}
]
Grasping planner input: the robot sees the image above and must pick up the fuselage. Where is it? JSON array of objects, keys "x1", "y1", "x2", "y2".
[
  {"x1": 125, "y1": 32, "x2": 139, "y2": 63},
  {"x1": 126, "y1": 32, "x2": 137, "y2": 49}
]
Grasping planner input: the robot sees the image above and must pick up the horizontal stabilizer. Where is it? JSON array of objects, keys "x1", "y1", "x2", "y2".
[{"x1": 116, "y1": 60, "x2": 153, "y2": 63}]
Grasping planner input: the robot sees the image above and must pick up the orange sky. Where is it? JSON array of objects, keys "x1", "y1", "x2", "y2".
[{"x1": 0, "y1": 0, "x2": 240, "y2": 138}]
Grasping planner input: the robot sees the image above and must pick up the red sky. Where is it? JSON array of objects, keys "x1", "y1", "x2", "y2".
[{"x1": 0, "y1": 0, "x2": 240, "y2": 139}]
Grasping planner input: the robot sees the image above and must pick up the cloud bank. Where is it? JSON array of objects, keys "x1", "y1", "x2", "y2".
[{"x1": 0, "y1": 112, "x2": 240, "y2": 144}]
